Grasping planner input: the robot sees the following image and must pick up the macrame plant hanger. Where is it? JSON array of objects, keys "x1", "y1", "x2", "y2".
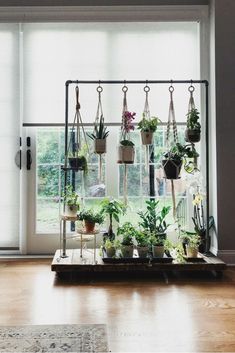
[
  {"x1": 143, "y1": 84, "x2": 152, "y2": 170},
  {"x1": 187, "y1": 84, "x2": 198, "y2": 172},
  {"x1": 165, "y1": 84, "x2": 178, "y2": 220},
  {"x1": 94, "y1": 84, "x2": 105, "y2": 184},
  {"x1": 121, "y1": 84, "x2": 129, "y2": 206}
]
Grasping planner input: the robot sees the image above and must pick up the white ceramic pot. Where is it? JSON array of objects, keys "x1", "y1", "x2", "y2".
[{"x1": 64, "y1": 205, "x2": 78, "y2": 218}]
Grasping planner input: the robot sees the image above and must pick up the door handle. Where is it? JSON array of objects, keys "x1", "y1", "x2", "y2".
[{"x1": 26, "y1": 137, "x2": 32, "y2": 170}]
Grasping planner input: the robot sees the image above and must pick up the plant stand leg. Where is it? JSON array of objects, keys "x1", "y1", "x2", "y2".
[{"x1": 61, "y1": 219, "x2": 68, "y2": 258}]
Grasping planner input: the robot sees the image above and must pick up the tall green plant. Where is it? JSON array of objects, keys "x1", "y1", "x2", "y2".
[
  {"x1": 100, "y1": 198, "x2": 126, "y2": 240},
  {"x1": 138, "y1": 200, "x2": 170, "y2": 235}
]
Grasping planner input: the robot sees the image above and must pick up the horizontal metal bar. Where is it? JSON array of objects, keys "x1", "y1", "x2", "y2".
[
  {"x1": 23, "y1": 122, "x2": 187, "y2": 127},
  {"x1": 66, "y1": 79, "x2": 209, "y2": 85}
]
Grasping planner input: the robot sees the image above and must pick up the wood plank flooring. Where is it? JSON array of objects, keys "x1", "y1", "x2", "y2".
[{"x1": 0, "y1": 259, "x2": 235, "y2": 352}]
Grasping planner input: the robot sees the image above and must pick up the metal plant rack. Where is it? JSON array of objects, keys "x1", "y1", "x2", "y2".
[{"x1": 60, "y1": 79, "x2": 210, "y2": 260}]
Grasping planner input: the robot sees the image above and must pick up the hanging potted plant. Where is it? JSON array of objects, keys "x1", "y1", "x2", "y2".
[
  {"x1": 138, "y1": 114, "x2": 161, "y2": 145},
  {"x1": 100, "y1": 198, "x2": 126, "y2": 241},
  {"x1": 68, "y1": 144, "x2": 88, "y2": 173},
  {"x1": 63, "y1": 185, "x2": 80, "y2": 218},
  {"x1": 185, "y1": 108, "x2": 201, "y2": 143},
  {"x1": 138, "y1": 200, "x2": 171, "y2": 258},
  {"x1": 118, "y1": 111, "x2": 136, "y2": 164},
  {"x1": 117, "y1": 222, "x2": 136, "y2": 258},
  {"x1": 77, "y1": 208, "x2": 104, "y2": 233},
  {"x1": 135, "y1": 231, "x2": 150, "y2": 258}
]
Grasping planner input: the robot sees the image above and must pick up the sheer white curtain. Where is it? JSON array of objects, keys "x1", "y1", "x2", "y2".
[
  {"x1": 22, "y1": 22, "x2": 200, "y2": 125},
  {"x1": 0, "y1": 24, "x2": 20, "y2": 248}
]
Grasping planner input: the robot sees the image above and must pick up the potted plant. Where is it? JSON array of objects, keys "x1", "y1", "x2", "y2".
[
  {"x1": 179, "y1": 231, "x2": 201, "y2": 258},
  {"x1": 185, "y1": 108, "x2": 201, "y2": 143},
  {"x1": 68, "y1": 144, "x2": 88, "y2": 173},
  {"x1": 162, "y1": 142, "x2": 199, "y2": 179},
  {"x1": 137, "y1": 114, "x2": 161, "y2": 145},
  {"x1": 138, "y1": 200, "x2": 170, "y2": 257},
  {"x1": 87, "y1": 115, "x2": 109, "y2": 154},
  {"x1": 100, "y1": 198, "x2": 126, "y2": 241},
  {"x1": 135, "y1": 231, "x2": 150, "y2": 258},
  {"x1": 102, "y1": 238, "x2": 120, "y2": 258},
  {"x1": 63, "y1": 185, "x2": 79, "y2": 217},
  {"x1": 150, "y1": 233, "x2": 166, "y2": 258},
  {"x1": 77, "y1": 208, "x2": 104, "y2": 233},
  {"x1": 117, "y1": 222, "x2": 136, "y2": 257},
  {"x1": 118, "y1": 111, "x2": 136, "y2": 164}
]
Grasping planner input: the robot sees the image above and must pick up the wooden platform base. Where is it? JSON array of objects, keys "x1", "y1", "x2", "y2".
[{"x1": 51, "y1": 249, "x2": 226, "y2": 277}]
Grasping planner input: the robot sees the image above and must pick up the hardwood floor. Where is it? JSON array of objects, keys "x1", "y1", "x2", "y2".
[{"x1": 0, "y1": 259, "x2": 235, "y2": 352}]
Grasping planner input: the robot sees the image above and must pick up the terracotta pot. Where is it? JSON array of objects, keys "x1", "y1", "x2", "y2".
[
  {"x1": 121, "y1": 245, "x2": 134, "y2": 258},
  {"x1": 64, "y1": 205, "x2": 78, "y2": 218},
  {"x1": 186, "y1": 246, "x2": 198, "y2": 258},
  {"x1": 95, "y1": 139, "x2": 106, "y2": 154},
  {"x1": 152, "y1": 245, "x2": 165, "y2": 258},
  {"x1": 137, "y1": 246, "x2": 149, "y2": 258},
  {"x1": 141, "y1": 131, "x2": 153, "y2": 145},
  {"x1": 162, "y1": 158, "x2": 182, "y2": 179},
  {"x1": 84, "y1": 220, "x2": 95, "y2": 233},
  {"x1": 185, "y1": 129, "x2": 201, "y2": 143},
  {"x1": 68, "y1": 157, "x2": 86, "y2": 171},
  {"x1": 117, "y1": 146, "x2": 135, "y2": 164}
]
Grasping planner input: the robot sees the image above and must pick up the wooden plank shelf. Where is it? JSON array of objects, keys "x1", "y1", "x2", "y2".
[{"x1": 51, "y1": 249, "x2": 227, "y2": 276}]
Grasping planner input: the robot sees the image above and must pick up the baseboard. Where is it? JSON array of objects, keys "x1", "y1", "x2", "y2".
[{"x1": 217, "y1": 250, "x2": 235, "y2": 265}]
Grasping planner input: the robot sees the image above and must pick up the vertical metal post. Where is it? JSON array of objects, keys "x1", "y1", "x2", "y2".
[
  {"x1": 149, "y1": 146, "x2": 155, "y2": 199},
  {"x1": 61, "y1": 82, "x2": 70, "y2": 258},
  {"x1": 205, "y1": 81, "x2": 210, "y2": 252}
]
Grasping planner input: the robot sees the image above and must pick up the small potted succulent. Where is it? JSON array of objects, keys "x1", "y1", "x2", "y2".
[
  {"x1": 77, "y1": 208, "x2": 104, "y2": 233},
  {"x1": 87, "y1": 115, "x2": 109, "y2": 154},
  {"x1": 100, "y1": 198, "x2": 126, "y2": 241},
  {"x1": 137, "y1": 114, "x2": 161, "y2": 145},
  {"x1": 63, "y1": 185, "x2": 79, "y2": 218},
  {"x1": 135, "y1": 231, "x2": 150, "y2": 258},
  {"x1": 117, "y1": 222, "x2": 136, "y2": 257},
  {"x1": 185, "y1": 108, "x2": 201, "y2": 143},
  {"x1": 179, "y1": 231, "x2": 201, "y2": 258},
  {"x1": 162, "y1": 142, "x2": 199, "y2": 179},
  {"x1": 118, "y1": 111, "x2": 136, "y2": 164}
]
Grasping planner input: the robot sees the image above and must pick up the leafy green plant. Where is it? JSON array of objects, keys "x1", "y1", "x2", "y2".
[
  {"x1": 117, "y1": 222, "x2": 136, "y2": 246},
  {"x1": 100, "y1": 198, "x2": 126, "y2": 240},
  {"x1": 179, "y1": 231, "x2": 201, "y2": 249},
  {"x1": 150, "y1": 233, "x2": 166, "y2": 246},
  {"x1": 120, "y1": 139, "x2": 135, "y2": 147},
  {"x1": 165, "y1": 239, "x2": 186, "y2": 263},
  {"x1": 137, "y1": 114, "x2": 161, "y2": 132},
  {"x1": 63, "y1": 185, "x2": 79, "y2": 206},
  {"x1": 186, "y1": 108, "x2": 201, "y2": 132},
  {"x1": 87, "y1": 115, "x2": 109, "y2": 140},
  {"x1": 138, "y1": 200, "x2": 171, "y2": 236},
  {"x1": 78, "y1": 208, "x2": 104, "y2": 224},
  {"x1": 135, "y1": 231, "x2": 151, "y2": 247}
]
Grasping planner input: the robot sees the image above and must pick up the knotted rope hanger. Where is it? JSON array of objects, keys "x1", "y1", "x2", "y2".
[
  {"x1": 143, "y1": 84, "x2": 152, "y2": 170},
  {"x1": 95, "y1": 84, "x2": 104, "y2": 183}
]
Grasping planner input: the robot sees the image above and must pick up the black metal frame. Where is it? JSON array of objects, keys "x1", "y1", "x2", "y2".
[{"x1": 62, "y1": 79, "x2": 209, "y2": 258}]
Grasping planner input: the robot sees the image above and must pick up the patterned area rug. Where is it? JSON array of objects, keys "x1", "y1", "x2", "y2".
[{"x1": 0, "y1": 324, "x2": 108, "y2": 352}]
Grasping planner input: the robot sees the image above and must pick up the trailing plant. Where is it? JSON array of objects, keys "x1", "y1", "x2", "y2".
[
  {"x1": 186, "y1": 108, "x2": 201, "y2": 132},
  {"x1": 63, "y1": 185, "x2": 79, "y2": 206},
  {"x1": 138, "y1": 200, "x2": 171, "y2": 236},
  {"x1": 165, "y1": 239, "x2": 186, "y2": 263},
  {"x1": 68, "y1": 144, "x2": 89, "y2": 174},
  {"x1": 138, "y1": 114, "x2": 161, "y2": 132},
  {"x1": 77, "y1": 208, "x2": 104, "y2": 224},
  {"x1": 100, "y1": 198, "x2": 126, "y2": 240},
  {"x1": 87, "y1": 115, "x2": 109, "y2": 140}
]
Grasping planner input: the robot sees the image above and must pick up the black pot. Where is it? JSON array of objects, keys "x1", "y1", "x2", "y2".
[
  {"x1": 185, "y1": 129, "x2": 201, "y2": 143},
  {"x1": 198, "y1": 229, "x2": 209, "y2": 253},
  {"x1": 68, "y1": 157, "x2": 86, "y2": 171},
  {"x1": 162, "y1": 158, "x2": 182, "y2": 179}
]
